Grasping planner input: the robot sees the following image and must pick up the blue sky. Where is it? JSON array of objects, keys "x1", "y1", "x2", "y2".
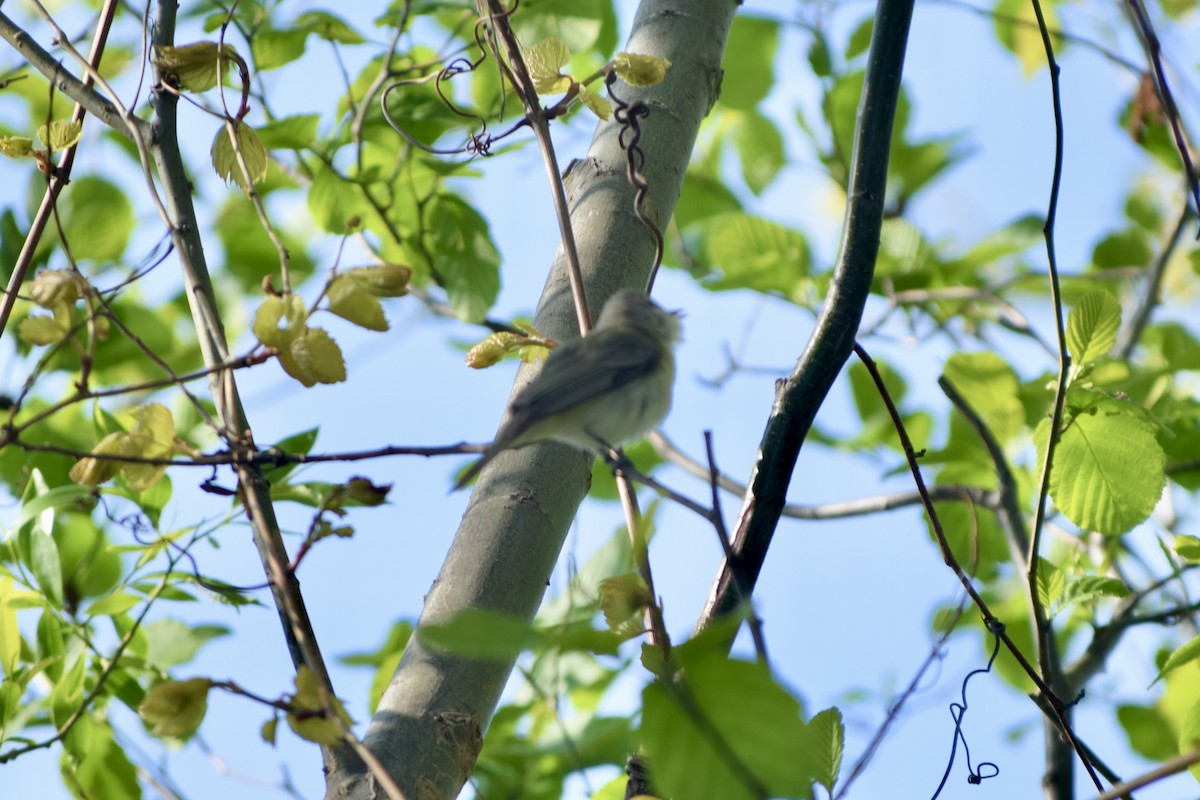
[{"x1": 3, "y1": 0, "x2": 1199, "y2": 798}]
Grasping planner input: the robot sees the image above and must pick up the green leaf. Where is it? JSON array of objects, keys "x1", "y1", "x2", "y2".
[
  {"x1": 253, "y1": 294, "x2": 308, "y2": 348},
  {"x1": 719, "y1": 16, "x2": 778, "y2": 111},
  {"x1": 1036, "y1": 557, "x2": 1065, "y2": 609},
  {"x1": 1066, "y1": 291, "x2": 1121, "y2": 365},
  {"x1": 735, "y1": 110, "x2": 786, "y2": 194},
  {"x1": 308, "y1": 168, "x2": 369, "y2": 233},
  {"x1": 1179, "y1": 698, "x2": 1200, "y2": 781},
  {"x1": 62, "y1": 715, "x2": 140, "y2": 799},
  {"x1": 1117, "y1": 704, "x2": 1179, "y2": 761},
  {"x1": 642, "y1": 654, "x2": 814, "y2": 800},
  {"x1": 510, "y1": 0, "x2": 617, "y2": 57},
  {"x1": 295, "y1": 10, "x2": 366, "y2": 44},
  {"x1": 145, "y1": 619, "x2": 230, "y2": 669},
  {"x1": 1093, "y1": 228, "x2": 1152, "y2": 269},
  {"x1": 699, "y1": 212, "x2": 808, "y2": 294},
  {"x1": 0, "y1": 136, "x2": 35, "y2": 158},
  {"x1": 211, "y1": 123, "x2": 268, "y2": 191},
  {"x1": 0, "y1": 577, "x2": 22, "y2": 677},
  {"x1": 37, "y1": 120, "x2": 83, "y2": 150},
  {"x1": 526, "y1": 36, "x2": 572, "y2": 94},
  {"x1": 993, "y1": 0, "x2": 1056, "y2": 76},
  {"x1": 251, "y1": 27, "x2": 308, "y2": 71},
  {"x1": 327, "y1": 273, "x2": 388, "y2": 331},
  {"x1": 1157, "y1": 636, "x2": 1200, "y2": 683},
  {"x1": 1039, "y1": 411, "x2": 1165, "y2": 534},
  {"x1": 845, "y1": 17, "x2": 875, "y2": 60},
  {"x1": 806, "y1": 707, "x2": 844, "y2": 795},
  {"x1": 85, "y1": 592, "x2": 141, "y2": 618},
  {"x1": 138, "y1": 677, "x2": 214, "y2": 737},
  {"x1": 58, "y1": 176, "x2": 134, "y2": 262},
  {"x1": 425, "y1": 194, "x2": 500, "y2": 322},
  {"x1": 217, "y1": 195, "x2": 316, "y2": 290},
  {"x1": 1176, "y1": 535, "x2": 1200, "y2": 562},
  {"x1": 613, "y1": 52, "x2": 671, "y2": 87},
  {"x1": 287, "y1": 665, "x2": 354, "y2": 744},
  {"x1": 420, "y1": 608, "x2": 537, "y2": 659},
  {"x1": 256, "y1": 113, "x2": 320, "y2": 149},
  {"x1": 942, "y1": 351, "x2": 1024, "y2": 444},
  {"x1": 1058, "y1": 576, "x2": 1129, "y2": 611},
  {"x1": 154, "y1": 41, "x2": 243, "y2": 92},
  {"x1": 279, "y1": 327, "x2": 347, "y2": 387}
]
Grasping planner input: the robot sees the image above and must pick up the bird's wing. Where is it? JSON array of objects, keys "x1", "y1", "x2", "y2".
[{"x1": 511, "y1": 328, "x2": 663, "y2": 420}]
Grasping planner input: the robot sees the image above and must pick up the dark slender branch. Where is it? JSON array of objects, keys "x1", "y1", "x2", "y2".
[
  {"x1": 0, "y1": 1, "x2": 120, "y2": 339},
  {"x1": 696, "y1": 0, "x2": 915, "y2": 643},
  {"x1": 1115, "y1": 203, "x2": 1196, "y2": 357},
  {"x1": 1123, "y1": 0, "x2": 1200, "y2": 222},
  {"x1": 854, "y1": 343, "x2": 1102, "y2": 788},
  {"x1": 937, "y1": 377, "x2": 1029, "y2": 559}
]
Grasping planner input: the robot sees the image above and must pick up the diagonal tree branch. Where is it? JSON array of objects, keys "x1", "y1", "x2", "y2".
[{"x1": 696, "y1": 0, "x2": 915, "y2": 641}]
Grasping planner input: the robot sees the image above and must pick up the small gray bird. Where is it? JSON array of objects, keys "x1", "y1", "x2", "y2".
[{"x1": 455, "y1": 289, "x2": 681, "y2": 490}]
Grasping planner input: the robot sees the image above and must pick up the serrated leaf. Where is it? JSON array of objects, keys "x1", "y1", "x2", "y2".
[
  {"x1": 0, "y1": 136, "x2": 35, "y2": 158},
  {"x1": 327, "y1": 274, "x2": 387, "y2": 331},
  {"x1": 37, "y1": 120, "x2": 82, "y2": 150},
  {"x1": 154, "y1": 41, "x2": 243, "y2": 92},
  {"x1": 279, "y1": 327, "x2": 346, "y2": 387},
  {"x1": 614, "y1": 52, "x2": 671, "y2": 87},
  {"x1": 1039, "y1": 411, "x2": 1165, "y2": 534},
  {"x1": 211, "y1": 123, "x2": 268, "y2": 191},
  {"x1": 1036, "y1": 557, "x2": 1065, "y2": 609},
  {"x1": 138, "y1": 678, "x2": 214, "y2": 738},
  {"x1": 253, "y1": 294, "x2": 308, "y2": 348},
  {"x1": 1066, "y1": 291, "x2": 1121, "y2": 365},
  {"x1": 526, "y1": 37, "x2": 572, "y2": 93},
  {"x1": 1058, "y1": 576, "x2": 1129, "y2": 611},
  {"x1": 806, "y1": 707, "x2": 844, "y2": 795},
  {"x1": 942, "y1": 351, "x2": 1024, "y2": 444}
]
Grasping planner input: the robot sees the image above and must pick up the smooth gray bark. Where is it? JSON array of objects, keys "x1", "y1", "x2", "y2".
[{"x1": 328, "y1": 2, "x2": 738, "y2": 798}]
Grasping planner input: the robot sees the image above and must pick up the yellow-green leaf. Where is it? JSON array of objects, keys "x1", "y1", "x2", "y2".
[
  {"x1": 138, "y1": 677, "x2": 214, "y2": 738},
  {"x1": 342, "y1": 264, "x2": 412, "y2": 297},
  {"x1": 153, "y1": 41, "x2": 243, "y2": 92},
  {"x1": 69, "y1": 432, "x2": 129, "y2": 488},
  {"x1": 279, "y1": 327, "x2": 346, "y2": 387},
  {"x1": 211, "y1": 123, "x2": 268, "y2": 191},
  {"x1": 327, "y1": 274, "x2": 387, "y2": 331},
  {"x1": 29, "y1": 269, "x2": 80, "y2": 309},
  {"x1": 36, "y1": 120, "x2": 83, "y2": 151},
  {"x1": 579, "y1": 84, "x2": 612, "y2": 120},
  {"x1": 614, "y1": 52, "x2": 671, "y2": 87},
  {"x1": 253, "y1": 294, "x2": 308, "y2": 348},
  {"x1": 17, "y1": 314, "x2": 69, "y2": 345},
  {"x1": 1066, "y1": 291, "x2": 1121, "y2": 365},
  {"x1": 526, "y1": 37, "x2": 572, "y2": 94},
  {"x1": 287, "y1": 665, "x2": 352, "y2": 744},
  {"x1": 0, "y1": 136, "x2": 35, "y2": 158},
  {"x1": 121, "y1": 403, "x2": 176, "y2": 491}
]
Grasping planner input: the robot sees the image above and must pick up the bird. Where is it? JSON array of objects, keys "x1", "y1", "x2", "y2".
[{"x1": 455, "y1": 289, "x2": 681, "y2": 490}]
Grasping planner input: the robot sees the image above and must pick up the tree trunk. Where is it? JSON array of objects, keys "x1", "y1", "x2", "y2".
[{"x1": 327, "y1": 2, "x2": 739, "y2": 797}]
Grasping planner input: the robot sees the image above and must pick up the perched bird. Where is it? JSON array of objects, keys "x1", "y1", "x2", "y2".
[{"x1": 455, "y1": 289, "x2": 681, "y2": 490}]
